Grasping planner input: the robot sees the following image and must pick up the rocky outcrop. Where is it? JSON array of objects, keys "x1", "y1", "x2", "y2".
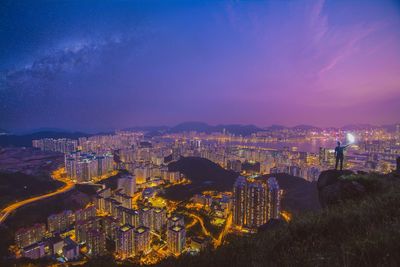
[
  {"x1": 258, "y1": 219, "x2": 286, "y2": 232},
  {"x1": 317, "y1": 170, "x2": 366, "y2": 208}
]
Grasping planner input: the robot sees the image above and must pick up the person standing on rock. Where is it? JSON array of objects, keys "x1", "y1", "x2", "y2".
[{"x1": 335, "y1": 141, "x2": 350, "y2": 171}]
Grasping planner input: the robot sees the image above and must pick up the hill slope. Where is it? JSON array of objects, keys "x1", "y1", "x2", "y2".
[
  {"x1": 272, "y1": 173, "x2": 320, "y2": 213},
  {"x1": 164, "y1": 157, "x2": 238, "y2": 200},
  {"x1": 153, "y1": 171, "x2": 400, "y2": 267}
]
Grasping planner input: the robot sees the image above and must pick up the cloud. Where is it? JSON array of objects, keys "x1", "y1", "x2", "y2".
[
  {"x1": 309, "y1": 0, "x2": 328, "y2": 45},
  {"x1": 318, "y1": 24, "x2": 381, "y2": 75}
]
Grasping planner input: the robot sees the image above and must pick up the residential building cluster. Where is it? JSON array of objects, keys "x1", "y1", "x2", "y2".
[
  {"x1": 232, "y1": 176, "x2": 281, "y2": 231},
  {"x1": 65, "y1": 151, "x2": 114, "y2": 182},
  {"x1": 33, "y1": 138, "x2": 78, "y2": 153}
]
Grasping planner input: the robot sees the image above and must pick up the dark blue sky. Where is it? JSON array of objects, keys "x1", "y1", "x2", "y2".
[{"x1": 1, "y1": 0, "x2": 400, "y2": 132}]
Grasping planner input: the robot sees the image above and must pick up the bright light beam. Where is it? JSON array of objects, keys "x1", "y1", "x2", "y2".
[{"x1": 347, "y1": 133, "x2": 355, "y2": 144}]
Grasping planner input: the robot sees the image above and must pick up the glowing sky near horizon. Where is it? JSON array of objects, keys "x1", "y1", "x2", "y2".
[{"x1": 1, "y1": 0, "x2": 400, "y2": 131}]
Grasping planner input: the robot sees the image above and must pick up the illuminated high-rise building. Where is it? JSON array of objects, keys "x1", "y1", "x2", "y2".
[
  {"x1": 15, "y1": 223, "x2": 46, "y2": 248},
  {"x1": 233, "y1": 176, "x2": 280, "y2": 229},
  {"x1": 119, "y1": 148, "x2": 135, "y2": 163},
  {"x1": 22, "y1": 242, "x2": 46, "y2": 259},
  {"x1": 115, "y1": 191, "x2": 133, "y2": 209},
  {"x1": 75, "y1": 217, "x2": 101, "y2": 244},
  {"x1": 65, "y1": 157, "x2": 77, "y2": 179},
  {"x1": 62, "y1": 238, "x2": 80, "y2": 261},
  {"x1": 227, "y1": 159, "x2": 242, "y2": 172},
  {"x1": 101, "y1": 216, "x2": 118, "y2": 240},
  {"x1": 167, "y1": 214, "x2": 184, "y2": 229},
  {"x1": 117, "y1": 174, "x2": 136, "y2": 197},
  {"x1": 245, "y1": 180, "x2": 268, "y2": 228},
  {"x1": 97, "y1": 152, "x2": 114, "y2": 176},
  {"x1": 32, "y1": 138, "x2": 77, "y2": 153},
  {"x1": 168, "y1": 171, "x2": 181, "y2": 183},
  {"x1": 232, "y1": 176, "x2": 247, "y2": 227},
  {"x1": 318, "y1": 147, "x2": 326, "y2": 165},
  {"x1": 139, "y1": 207, "x2": 153, "y2": 229},
  {"x1": 134, "y1": 226, "x2": 150, "y2": 255},
  {"x1": 75, "y1": 206, "x2": 96, "y2": 222},
  {"x1": 47, "y1": 210, "x2": 75, "y2": 233},
  {"x1": 134, "y1": 165, "x2": 150, "y2": 184},
  {"x1": 118, "y1": 207, "x2": 140, "y2": 227},
  {"x1": 167, "y1": 225, "x2": 186, "y2": 255},
  {"x1": 65, "y1": 151, "x2": 113, "y2": 181},
  {"x1": 86, "y1": 229, "x2": 106, "y2": 256},
  {"x1": 318, "y1": 147, "x2": 335, "y2": 168},
  {"x1": 76, "y1": 158, "x2": 98, "y2": 182},
  {"x1": 152, "y1": 208, "x2": 167, "y2": 232},
  {"x1": 267, "y1": 177, "x2": 281, "y2": 220},
  {"x1": 116, "y1": 224, "x2": 135, "y2": 258},
  {"x1": 396, "y1": 124, "x2": 400, "y2": 142}
]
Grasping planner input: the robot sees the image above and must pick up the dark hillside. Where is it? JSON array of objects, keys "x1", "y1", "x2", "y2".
[
  {"x1": 0, "y1": 172, "x2": 63, "y2": 209},
  {"x1": 168, "y1": 157, "x2": 238, "y2": 190},
  {"x1": 270, "y1": 173, "x2": 320, "y2": 213},
  {"x1": 164, "y1": 157, "x2": 238, "y2": 200}
]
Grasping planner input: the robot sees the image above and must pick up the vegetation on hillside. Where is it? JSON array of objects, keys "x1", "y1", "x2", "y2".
[{"x1": 0, "y1": 172, "x2": 63, "y2": 209}]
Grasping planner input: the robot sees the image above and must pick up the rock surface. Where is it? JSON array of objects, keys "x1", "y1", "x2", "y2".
[{"x1": 317, "y1": 170, "x2": 366, "y2": 208}]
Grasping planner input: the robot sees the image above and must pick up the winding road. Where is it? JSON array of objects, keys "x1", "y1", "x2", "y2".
[{"x1": 0, "y1": 168, "x2": 75, "y2": 224}]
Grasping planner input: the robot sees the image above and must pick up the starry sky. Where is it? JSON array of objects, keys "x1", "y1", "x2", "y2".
[{"x1": 1, "y1": 0, "x2": 400, "y2": 132}]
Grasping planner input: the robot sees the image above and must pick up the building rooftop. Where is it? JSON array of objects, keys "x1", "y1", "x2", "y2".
[
  {"x1": 171, "y1": 225, "x2": 184, "y2": 232},
  {"x1": 136, "y1": 226, "x2": 149, "y2": 234},
  {"x1": 120, "y1": 224, "x2": 133, "y2": 232},
  {"x1": 154, "y1": 208, "x2": 164, "y2": 213},
  {"x1": 170, "y1": 215, "x2": 182, "y2": 222}
]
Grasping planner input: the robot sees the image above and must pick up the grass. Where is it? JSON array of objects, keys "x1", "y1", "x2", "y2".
[{"x1": 0, "y1": 172, "x2": 64, "y2": 210}]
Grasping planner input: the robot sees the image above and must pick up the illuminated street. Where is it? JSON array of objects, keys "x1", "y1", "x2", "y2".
[
  {"x1": 0, "y1": 168, "x2": 75, "y2": 224},
  {"x1": 214, "y1": 214, "x2": 232, "y2": 248}
]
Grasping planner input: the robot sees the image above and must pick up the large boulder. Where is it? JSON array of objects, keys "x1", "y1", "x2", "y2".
[
  {"x1": 317, "y1": 170, "x2": 366, "y2": 208},
  {"x1": 317, "y1": 169, "x2": 353, "y2": 190}
]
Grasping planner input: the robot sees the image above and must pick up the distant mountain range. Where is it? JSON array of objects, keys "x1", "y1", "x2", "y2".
[
  {"x1": 168, "y1": 122, "x2": 263, "y2": 136},
  {"x1": 124, "y1": 122, "x2": 264, "y2": 137},
  {"x1": 264, "y1": 124, "x2": 321, "y2": 131}
]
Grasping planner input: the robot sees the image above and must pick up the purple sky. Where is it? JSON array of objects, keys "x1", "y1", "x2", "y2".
[{"x1": 1, "y1": 0, "x2": 400, "y2": 131}]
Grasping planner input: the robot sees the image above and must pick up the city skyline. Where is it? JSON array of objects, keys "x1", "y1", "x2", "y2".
[
  {"x1": 2, "y1": 120, "x2": 400, "y2": 135},
  {"x1": 1, "y1": 0, "x2": 400, "y2": 131}
]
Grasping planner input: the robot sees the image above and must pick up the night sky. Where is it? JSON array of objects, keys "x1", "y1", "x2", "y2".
[{"x1": 1, "y1": 0, "x2": 400, "y2": 132}]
